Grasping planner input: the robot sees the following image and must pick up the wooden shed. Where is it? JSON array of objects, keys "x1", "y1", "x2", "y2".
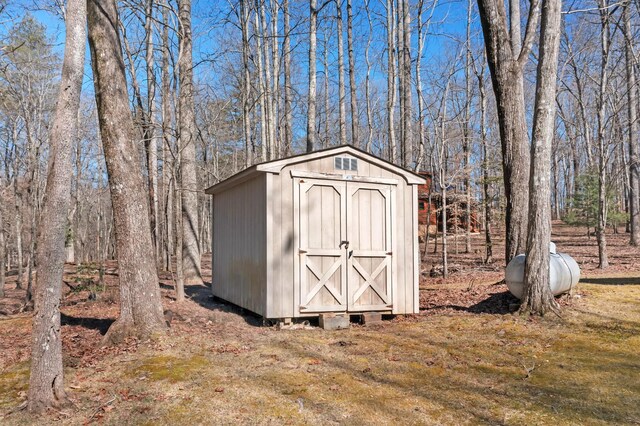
[{"x1": 204, "y1": 145, "x2": 426, "y2": 320}]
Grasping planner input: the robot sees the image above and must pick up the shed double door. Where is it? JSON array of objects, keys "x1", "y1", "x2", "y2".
[{"x1": 298, "y1": 179, "x2": 393, "y2": 314}]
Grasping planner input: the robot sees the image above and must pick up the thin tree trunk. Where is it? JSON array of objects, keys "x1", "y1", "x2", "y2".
[
  {"x1": 27, "y1": 0, "x2": 85, "y2": 411},
  {"x1": 0, "y1": 201, "x2": 4, "y2": 297},
  {"x1": 323, "y1": 30, "x2": 331, "y2": 148},
  {"x1": 415, "y1": 0, "x2": 427, "y2": 171},
  {"x1": 624, "y1": 1, "x2": 639, "y2": 246},
  {"x1": 386, "y1": 0, "x2": 397, "y2": 162},
  {"x1": 161, "y1": 0, "x2": 173, "y2": 271},
  {"x1": 177, "y1": 0, "x2": 202, "y2": 284},
  {"x1": 307, "y1": 0, "x2": 319, "y2": 152},
  {"x1": 283, "y1": 0, "x2": 292, "y2": 156},
  {"x1": 255, "y1": 9, "x2": 268, "y2": 160},
  {"x1": 477, "y1": 64, "x2": 493, "y2": 263},
  {"x1": 346, "y1": 0, "x2": 359, "y2": 147},
  {"x1": 88, "y1": 0, "x2": 167, "y2": 342},
  {"x1": 13, "y1": 156, "x2": 23, "y2": 290},
  {"x1": 520, "y1": 0, "x2": 562, "y2": 315},
  {"x1": 396, "y1": 0, "x2": 405, "y2": 163},
  {"x1": 259, "y1": 0, "x2": 275, "y2": 160},
  {"x1": 241, "y1": 0, "x2": 253, "y2": 165},
  {"x1": 270, "y1": 0, "x2": 280, "y2": 157},
  {"x1": 364, "y1": 0, "x2": 373, "y2": 152},
  {"x1": 175, "y1": 165, "x2": 185, "y2": 301},
  {"x1": 145, "y1": 0, "x2": 159, "y2": 261},
  {"x1": 401, "y1": 0, "x2": 412, "y2": 167},
  {"x1": 336, "y1": 0, "x2": 347, "y2": 146},
  {"x1": 596, "y1": 0, "x2": 610, "y2": 269},
  {"x1": 463, "y1": 0, "x2": 472, "y2": 253}
]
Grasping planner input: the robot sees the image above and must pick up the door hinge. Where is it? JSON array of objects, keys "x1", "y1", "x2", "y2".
[{"x1": 299, "y1": 249, "x2": 308, "y2": 254}]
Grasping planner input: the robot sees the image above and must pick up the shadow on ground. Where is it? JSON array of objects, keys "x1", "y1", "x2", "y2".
[
  {"x1": 184, "y1": 283, "x2": 264, "y2": 327},
  {"x1": 60, "y1": 313, "x2": 114, "y2": 335},
  {"x1": 580, "y1": 277, "x2": 640, "y2": 285}
]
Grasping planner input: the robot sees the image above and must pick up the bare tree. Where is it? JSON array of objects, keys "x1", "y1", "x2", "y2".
[
  {"x1": 88, "y1": 0, "x2": 166, "y2": 341},
  {"x1": 386, "y1": 0, "x2": 397, "y2": 161},
  {"x1": 595, "y1": 0, "x2": 611, "y2": 268},
  {"x1": 241, "y1": 0, "x2": 253, "y2": 165},
  {"x1": 346, "y1": 0, "x2": 358, "y2": 147},
  {"x1": 521, "y1": 0, "x2": 562, "y2": 316},
  {"x1": 336, "y1": 0, "x2": 347, "y2": 146},
  {"x1": 27, "y1": 0, "x2": 85, "y2": 412},
  {"x1": 0, "y1": 199, "x2": 4, "y2": 298},
  {"x1": 177, "y1": 0, "x2": 202, "y2": 284},
  {"x1": 282, "y1": 0, "x2": 292, "y2": 155},
  {"x1": 623, "y1": 0, "x2": 639, "y2": 245},
  {"x1": 307, "y1": 0, "x2": 319, "y2": 152},
  {"x1": 400, "y1": 0, "x2": 412, "y2": 167},
  {"x1": 463, "y1": 0, "x2": 473, "y2": 254},
  {"x1": 476, "y1": 0, "x2": 541, "y2": 263},
  {"x1": 145, "y1": 0, "x2": 160, "y2": 261}
]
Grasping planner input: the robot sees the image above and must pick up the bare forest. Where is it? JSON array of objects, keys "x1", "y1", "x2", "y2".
[{"x1": 0, "y1": 0, "x2": 639, "y2": 422}]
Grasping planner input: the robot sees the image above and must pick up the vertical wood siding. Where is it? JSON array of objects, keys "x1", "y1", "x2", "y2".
[{"x1": 212, "y1": 174, "x2": 267, "y2": 317}]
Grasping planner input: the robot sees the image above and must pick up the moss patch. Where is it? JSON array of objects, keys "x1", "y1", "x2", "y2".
[
  {"x1": 0, "y1": 362, "x2": 29, "y2": 410},
  {"x1": 129, "y1": 354, "x2": 210, "y2": 383}
]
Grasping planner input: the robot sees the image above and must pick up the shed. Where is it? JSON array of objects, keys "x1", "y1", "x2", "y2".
[{"x1": 205, "y1": 145, "x2": 426, "y2": 320}]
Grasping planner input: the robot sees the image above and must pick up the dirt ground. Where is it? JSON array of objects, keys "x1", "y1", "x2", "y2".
[{"x1": 1, "y1": 222, "x2": 639, "y2": 425}]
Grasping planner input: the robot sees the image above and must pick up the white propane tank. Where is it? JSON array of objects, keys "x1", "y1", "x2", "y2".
[{"x1": 505, "y1": 242, "x2": 580, "y2": 300}]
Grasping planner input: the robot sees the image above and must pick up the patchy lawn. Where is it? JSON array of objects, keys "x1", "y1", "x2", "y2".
[{"x1": 1, "y1": 223, "x2": 639, "y2": 424}]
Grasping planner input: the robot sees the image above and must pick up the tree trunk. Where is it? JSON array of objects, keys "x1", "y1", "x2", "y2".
[
  {"x1": 307, "y1": 0, "x2": 318, "y2": 152},
  {"x1": 323, "y1": 32, "x2": 331, "y2": 149},
  {"x1": 336, "y1": 0, "x2": 347, "y2": 146},
  {"x1": 177, "y1": 0, "x2": 202, "y2": 284},
  {"x1": 88, "y1": 0, "x2": 167, "y2": 342},
  {"x1": 463, "y1": 0, "x2": 472, "y2": 253},
  {"x1": 396, "y1": 0, "x2": 405, "y2": 163},
  {"x1": 400, "y1": 0, "x2": 412, "y2": 167},
  {"x1": 386, "y1": 0, "x2": 397, "y2": 162},
  {"x1": 476, "y1": 0, "x2": 540, "y2": 263},
  {"x1": 0, "y1": 201, "x2": 4, "y2": 298},
  {"x1": 520, "y1": 0, "x2": 562, "y2": 316},
  {"x1": 145, "y1": 0, "x2": 160, "y2": 262},
  {"x1": 346, "y1": 0, "x2": 358, "y2": 147},
  {"x1": 241, "y1": 1, "x2": 253, "y2": 165},
  {"x1": 161, "y1": 0, "x2": 174, "y2": 272},
  {"x1": 415, "y1": 0, "x2": 425, "y2": 171},
  {"x1": 255, "y1": 9, "x2": 268, "y2": 160},
  {"x1": 478, "y1": 65, "x2": 493, "y2": 264},
  {"x1": 283, "y1": 0, "x2": 292, "y2": 156},
  {"x1": 364, "y1": 0, "x2": 373, "y2": 152},
  {"x1": 27, "y1": 0, "x2": 86, "y2": 411},
  {"x1": 596, "y1": 0, "x2": 610, "y2": 269},
  {"x1": 13, "y1": 168, "x2": 23, "y2": 290},
  {"x1": 624, "y1": 1, "x2": 639, "y2": 246}
]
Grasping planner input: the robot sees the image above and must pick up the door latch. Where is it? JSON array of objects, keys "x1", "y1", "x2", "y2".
[{"x1": 339, "y1": 240, "x2": 349, "y2": 249}]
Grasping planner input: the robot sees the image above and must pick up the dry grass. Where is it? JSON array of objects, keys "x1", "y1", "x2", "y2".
[
  {"x1": 1, "y1": 222, "x2": 640, "y2": 425},
  {"x1": 2, "y1": 279, "x2": 640, "y2": 425}
]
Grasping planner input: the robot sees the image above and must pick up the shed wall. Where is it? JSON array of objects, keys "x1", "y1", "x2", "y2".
[
  {"x1": 266, "y1": 153, "x2": 419, "y2": 318},
  {"x1": 212, "y1": 174, "x2": 267, "y2": 317}
]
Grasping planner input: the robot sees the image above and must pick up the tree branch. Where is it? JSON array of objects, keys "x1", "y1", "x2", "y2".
[{"x1": 517, "y1": 0, "x2": 542, "y2": 68}]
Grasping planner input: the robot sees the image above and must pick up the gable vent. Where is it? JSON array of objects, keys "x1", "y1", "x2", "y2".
[{"x1": 335, "y1": 156, "x2": 358, "y2": 171}]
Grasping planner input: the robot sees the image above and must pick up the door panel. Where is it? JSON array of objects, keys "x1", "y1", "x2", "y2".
[
  {"x1": 347, "y1": 183, "x2": 393, "y2": 311},
  {"x1": 299, "y1": 180, "x2": 347, "y2": 312},
  {"x1": 297, "y1": 179, "x2": 393, "y2": 314}
]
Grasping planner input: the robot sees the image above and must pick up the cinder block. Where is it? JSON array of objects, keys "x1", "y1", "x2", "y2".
[
  {"x1": 361, "y1": 312, "x2": 383, "y2": 325},
  {"x1": 319, "y1": 313, "x2": 349, "y2": 330}
]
